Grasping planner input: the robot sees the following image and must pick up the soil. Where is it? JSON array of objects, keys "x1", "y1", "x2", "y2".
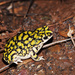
[{"x1": 0, "y1": 0, "x2": 75, "y2": 75}]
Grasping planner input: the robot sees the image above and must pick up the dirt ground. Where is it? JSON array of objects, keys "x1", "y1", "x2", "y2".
[{"x1": 0, "y1": 0, "x2": 75, "y2": 75}]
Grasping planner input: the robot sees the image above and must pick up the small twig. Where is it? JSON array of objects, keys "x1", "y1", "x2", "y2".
[
  {"x1": 0, "y1": 62, "x2": 13, "y2": 72},
  {"x1": 62, "y1": 15, "x2": 74, "y2": 22},
  {"x1": 0, "y1": 1, "x2": 10, "y2": 6},
  {"x1": 7, "y1": 3, "x2": 12, "y2": 10},
  {"x1": 11, "y1": 0, "x2": 14, "y2": 17},
  {"x1": 70, "y1": 36, "x2": 75, "y2": 46},
  {"x1": 11, "y1": 0, "x2": 15, "y2": 25},
  {"x1": 0, "y1": 65, "x2": 9, "y2": 72},
  {"x1": 0, "y1": 37, "x2": 75, "y2": 72},
  {"x1": 43, "y1": 37, "x2": 75, "y2": 48},
  {"x1": 22, "y1": 0, "x2": 34, "y2": 29},
  {"x1": 24, "y1": 0, "x2": 34, "y2": 18},
  {"x1": 67, "y1": 24, "x2": 75, "y2": 46},
  {"x1": 0, "y1": 49, "x2": 4, "y2": 52}
]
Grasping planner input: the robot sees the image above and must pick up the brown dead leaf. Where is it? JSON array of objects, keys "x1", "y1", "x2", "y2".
[
  {"x1": 59, "y1": 28, "x2": 69, "y2": 37},
  {"x1": 48, "y1": 45, "x2": 61, "y2": 53},
  {"x1": 59, "y1": 26, "x2": 74, "y2": 37},
  {"x1": 9, "y1": 6, "x2": 23, "y2": 15},
  {"x1": 0, "y1": 1, "x2": 10, "y2": 6}
]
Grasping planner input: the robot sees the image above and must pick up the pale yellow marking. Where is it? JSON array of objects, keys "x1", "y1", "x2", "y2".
[
  {"x1": 5, "y1": 48, "x2": 7, "y2": 51},
  {"x1": 37, "y1": 27, "x2": 42, "y2": 31},
  {"x1": 5, "y1": 54, "x2": 7, "y2": 57},
  {"x1": 5, "y1": 44, "x2": 7, "y2": 47},
  {"x1": 24, "y1": 40, "x2": 29, "y2": 44},
  {"x1": 30, "y1": 33, "x2": 34, "y2": 36},
  {"x1": 45, "y1": 31, "x2": 52, "y2": 33},
  {"x1": 11, "y1": 47, "x2": 13, "y2": 50},
  {"x1": 33, "y1": 54, "x2": 37, "y2": 58},
  {"x1": 7, "y1": 40, "x2": 13, "y2": 48},
  {"x1": 19, "y1": 54, "x2": 22, "y2": 56},
  {"x1": 25, "y1": 46, "x2": 27, "y2": 49},
  {"x1": 14, "y1": 36, "x2": 17, "y2": 40},
  {"x1": 4, "y1": 53, "x2": 6, "y2": 58},
  {"x1": 17, "y1": 42, "x2": 24, "y2": 48},
  {"x1": 17, "y1": 49, "x2": 21, "y2": 53},
  {"x1": 8, "y1": 38, "x2": 11, "y2": 42},
  {"x1": 17, "y1": 42, "x2": 21, "y2": 46},
  {"x1": 12, "y1": 42, "x2": 15, "y2": 45},
  {"x1": 8, "y1": 51, "x2": 16, "y2": 62},
  {"x1": 8, "y1": 49, "x2": 11, "y2": 54},
  {"x1": 22, "y1": 50, "x2": 26, "y2": 56},
  {"x1": 23, "y1": 35, "x2": 28, "y2": 40},
  {"x1": 34, "y1": 34, "x2": 38, "y2": 38},
  {"x1": 30, "y1": 51, "x2": 33, "y2": 55},
  {"x1": 8, "y1": 44, "x2": 10, "y2": 47},
  {"x1": 28, "y1": 31, "x2": 32, "y2": 34},
  {"x1": 3, "y1": 58, "x2": 5, "y2": 60},
  {"x1": 10, "y1": 40, "x2": 14, "y2": 44},
  {"x1": 33, "y1": 47, "x2": 38, "y2": 53},
  {"x1": 18, "y1": 33, "x2": 23, "y2": 40},
  {"x1": 24, "y1": 31, "x2": 27, "y2": 34},
  {"x1": 39, "y1": 32, "x2": 44, "y2": 34},
  {"x1": 35, "y1": 31, "x2": 38, "y2": 33},
  {"x1": 31, "y1": 51, "x2": 37, "y2": 58},
  {"x1": 6, "y1": 48, "x2": 10, "y2": 53},
  {"x1": 44, "y1": 26, "x2": 48, "y2": 30},
  {"x1": 31, "y1": 40, "x2": 36, "y2": 45},
  {"x1": 8, "y1": 61, "x2": 9, "y2": 63},
  {"x1": 42, "y1": 34, "x2": 45, "y2": 37},
  {"x1": 14, "y1": 45, "x2": 17, "y2": 49},
  {"x1": 28, "y1": 44, "x2": 31, "y2": 47},
  {"x1": 36, "y1": 40, "x2": 41, "y2": 44},
  {"x1": 28, "y1": 38, "x2": 32, "y2": 41},
  {"x1": 21, "y1": 44, "x2": 24, "y2": 48},
  {"x1": 8, "y1": 40, "x2": 14, "y2": 47},
  {"x1": 27, "y1": 49, "x2": 29, "y2": 53}
]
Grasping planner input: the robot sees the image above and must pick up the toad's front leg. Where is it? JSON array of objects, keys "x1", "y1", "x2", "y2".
[{"x1": 30, "y1": 51, "x2": 45, "y2": 61}]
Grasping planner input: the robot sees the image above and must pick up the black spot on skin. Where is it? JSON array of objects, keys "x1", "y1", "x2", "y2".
[
  {"x1": 50, "y1": 33, "x2": 52, "y2": 36},
  {"x1": 11, "y1": 53, "x2": 17, "y2": 60},
  {"x1": 35, "y1": 47, "x2": 38, "y2": 50},
  {"x1": 33, "y1": 50, "x2": 35, "y2": 55},
  {"x1": 19, "y1": 46, "x2": 22, "y2": 49},
  {"x1": 20, "y1": 50, "x2": 23, "y2": 54},
  {"x1": 22, "y1": 33, "x2": 25, "y2": 40},
  {"x1": 44, "y1": 36, "x2": 48, "y2": 39}
]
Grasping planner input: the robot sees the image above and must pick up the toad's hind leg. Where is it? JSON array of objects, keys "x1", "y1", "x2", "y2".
[
  {"x1": 7, "y1": 51, "x2": 23, "y2": 64},
  {"x1": 30, "y1": 51, "x2": 45, "y2": 61}
]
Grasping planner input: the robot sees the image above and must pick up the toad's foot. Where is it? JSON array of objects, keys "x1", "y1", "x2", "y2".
[{"x1": 39, "y1": 56, "x2": 45, "y2": 61}]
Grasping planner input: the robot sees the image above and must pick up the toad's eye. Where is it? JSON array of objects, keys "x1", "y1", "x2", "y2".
[{"x1": 44, "y1": 36, "x2": 48, "y2": 39}]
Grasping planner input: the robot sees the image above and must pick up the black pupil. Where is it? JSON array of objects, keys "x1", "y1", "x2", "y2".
[{"x1": 44, "y1": 36, "x2": 48, "y2": 39}]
